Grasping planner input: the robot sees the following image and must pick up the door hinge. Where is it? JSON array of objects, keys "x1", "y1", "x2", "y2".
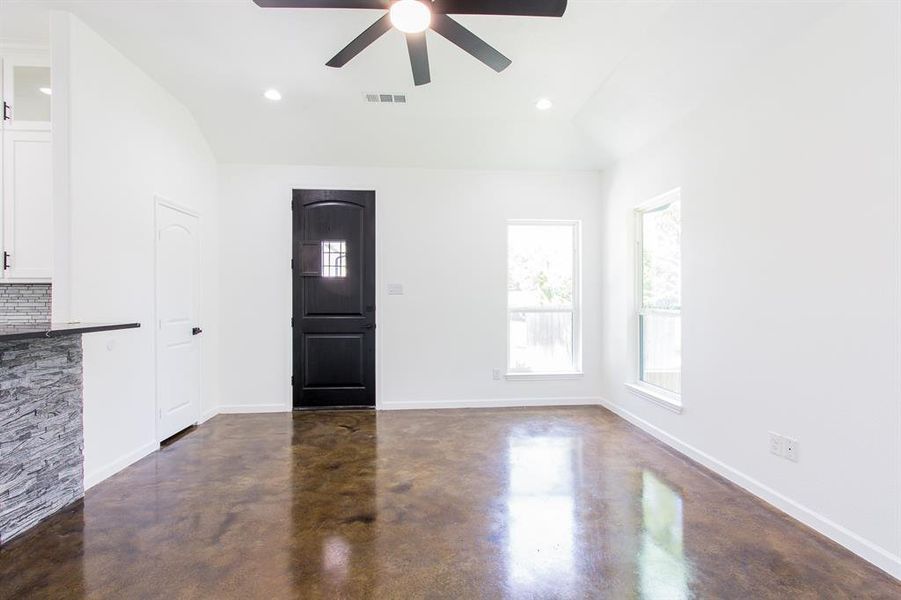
[
  {"x1": 291, "y1": 376, "x2": 294, "y2": 386},
  {"x1": 291, "y1": 258, "x2": 294, "y2": 270},
  {"x1": 291, "y1": 317, "x2": 294, "y2": 327},
  {"x1": 2, "y1": 102, "x2": 10, "y2": 121},
  {"x1": 2, "y1": 251, "x2": 10, "y2": 271}
]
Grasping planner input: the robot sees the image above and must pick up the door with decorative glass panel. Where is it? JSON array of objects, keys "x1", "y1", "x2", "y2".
[{"x1": 292, "y1": 189, "x2": 376, "y2": 408}]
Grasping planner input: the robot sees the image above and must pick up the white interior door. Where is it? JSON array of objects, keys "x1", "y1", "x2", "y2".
[{"x1": 156, "y1": 200, "x2": 201, "y2": 441}]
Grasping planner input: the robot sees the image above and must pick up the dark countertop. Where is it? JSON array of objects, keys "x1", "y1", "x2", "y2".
[{"x1": 0, "y1": 322, "x2": 141, "y2": 342}]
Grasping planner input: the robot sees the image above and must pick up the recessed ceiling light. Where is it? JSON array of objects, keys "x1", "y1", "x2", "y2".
[
  {"x1": 535, "y1": 98, "x2": 553, "y2": 111},
  {"x1": 390, "y1": 0, "x2": 431, "y2": 34},
  {"x1": 263, "y1": 88, "x2": 282, "y2": 101},
  {"x1": 39, "y1": 87, "x2": 52, "y2": 96}
]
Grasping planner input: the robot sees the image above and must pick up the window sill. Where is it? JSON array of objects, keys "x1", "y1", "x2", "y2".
[
  {"x1": 505, "y1": 372, "x2": 584, "y2": 381},
  {"x1": 624, "y1": 382, "x2": 683, "y2": 413}
]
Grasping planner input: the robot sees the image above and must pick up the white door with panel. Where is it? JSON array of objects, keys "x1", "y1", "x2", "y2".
[
  {"x1": 1, "y1": 130, "x2": 52, "y2": 279},
  {"x1": 156, "y1": 201, "x2": 202, "y2": 441}
]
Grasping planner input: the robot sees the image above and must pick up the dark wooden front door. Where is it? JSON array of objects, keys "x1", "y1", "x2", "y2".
[{"x1": 292, "y1": 189, "x2": 376, "y2": 409}]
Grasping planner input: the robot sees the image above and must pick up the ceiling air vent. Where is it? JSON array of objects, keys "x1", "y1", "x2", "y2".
[{"x1": 363, "y1": 93, "x2": 406, "y2": 104}]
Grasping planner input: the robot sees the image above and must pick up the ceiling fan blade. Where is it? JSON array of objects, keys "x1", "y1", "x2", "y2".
[
  {"x1": 430, "y1": 15, "x2": 512, "y2": 73},
  {"x1": 405, "y1": 32, "x2": 431, "y2": 86},
  {"x1": 434, "y1": 0, "x2": 566, "y2": 17},
  {"x1": 326, "y1": 14, "x2": 393, "y2": 68},
  {"x1": 253, "y1": 1, "x2": 388, "y2": 8}
]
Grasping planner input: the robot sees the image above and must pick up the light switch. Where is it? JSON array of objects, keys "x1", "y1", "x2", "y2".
[{"x1": 387, "y1": 283, "x2": 404, "y2": 296}]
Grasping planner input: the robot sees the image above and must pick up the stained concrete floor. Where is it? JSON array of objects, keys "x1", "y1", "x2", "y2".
[{"x1": 1, "y1": 407, "x2": 898, "y2": 598}]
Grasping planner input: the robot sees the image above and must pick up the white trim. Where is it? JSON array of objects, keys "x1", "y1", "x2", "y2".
[
  {"x1": 380, "y1": 396, "x2": 601, "y2": 411},
  {"x1": 155, "y1": 195, "x2": 200, "y2": 218},
  {"x1": 218, "y1": 403, "x2": 288, "y2": 414},
  {"x1": 0, "y1": 43, "x2": 49, "y2": 55},
  {"x1": 84, "y1": 441, "x2": 158, "y2": 491},
  {"x1": 198, "y1": 407, "x2": 218, "y2": 424},
  {"x1": 636, "y1": 187, "x2": 682, "y2": 212},
  {"x1": 597, "y1": 397, "x2": 901, "y2": 581},
  {"x1": 625, "y1": 382, "x2": 683, "y2": 413},
  {"x1": 505, "y1": 372, "x2": 584, "y2": 381}
]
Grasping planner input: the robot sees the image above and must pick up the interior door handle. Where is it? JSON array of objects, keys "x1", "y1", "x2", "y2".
[{"x1": 192, "y1": 327, "x2": 203, "y2": 336}]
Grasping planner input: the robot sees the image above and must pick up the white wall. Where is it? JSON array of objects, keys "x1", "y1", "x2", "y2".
[
  {"x1": 598, "y1": 2, "x2": 900, "y2": 579},
  {"x1": 218, "y1": 165, "x2": 603, "y2": 412},
  {"x1": 52, "y1": 13, "x2": 221, "y2": 488}
]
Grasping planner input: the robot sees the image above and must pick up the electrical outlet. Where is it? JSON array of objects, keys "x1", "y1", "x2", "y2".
[
  {"x1": 492, "y1": 368, "x2": 501, "y2": 381},
  {"x1": 784, "y1": 437, "x2": 799, "y2": 462},
  {"x1": 769, "y1": 432, "x2": 799, "y2": 462},
  {"x1": 769, "y1": 432, "x2": 784, "y2": 456}
]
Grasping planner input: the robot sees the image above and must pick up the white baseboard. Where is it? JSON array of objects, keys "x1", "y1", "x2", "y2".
[
  {"x1": 198, "y1": 407, "x2": 218, "y2": 424},
  {"x1": 84, "y1": 441, "x2": 159, "y2": 491},
  {"x1": 597, "y1": 396, "x2": 901, "y2": 582},
  {"x1": 379, "y1": 396, "x2": 602, "y2": 410},
  {"x1": 217, "y1": 403, "x2": 289, "y2": 414}
]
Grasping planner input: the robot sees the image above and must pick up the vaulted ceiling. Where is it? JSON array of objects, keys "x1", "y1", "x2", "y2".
[{"x1": 2, "y1": 0, "x2": 838, "y2": 170}]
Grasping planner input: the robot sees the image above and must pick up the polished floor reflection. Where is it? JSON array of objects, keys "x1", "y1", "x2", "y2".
[{"x1": 1, "y1": 408, "x2": 898, "y2": 598}]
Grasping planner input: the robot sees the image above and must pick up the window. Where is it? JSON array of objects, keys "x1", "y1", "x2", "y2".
[
  {"x1": 507, "y1": 221, "x2": 580, "y2": 376},
  {"x1": 321, "y1": 240, "x2": 346, "y2": 278},
  {"x1": 634, "y1": 191, "x2": 681, "y2": 403}
]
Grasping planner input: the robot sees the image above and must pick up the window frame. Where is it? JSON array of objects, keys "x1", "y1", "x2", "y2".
[
  {"x1": 505, "y1": 219, "x2": 582, "y2": 380},
  {"x1": 628, "y1": 189, "x2": 682, "y2": 411}
]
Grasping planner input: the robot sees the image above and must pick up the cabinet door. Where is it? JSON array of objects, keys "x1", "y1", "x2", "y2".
[
  {"x1": 1, "y1": 56, "x2": 51, "y2": 131},
  {"x1": 2, "y1": 131, "x2": 52, "y2": 280}
]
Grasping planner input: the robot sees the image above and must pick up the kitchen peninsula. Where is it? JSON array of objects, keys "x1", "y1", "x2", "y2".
[{"x1": 0, "y1": 322, "x2": 139, "y2": 542}]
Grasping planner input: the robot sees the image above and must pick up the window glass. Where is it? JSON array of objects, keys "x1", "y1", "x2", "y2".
[
  {"x1": 12, "y1": 66, "x2": 51, "y2": 122},
  {"x1": 641, "y1": 202, "x2": 681, "y2": 311},
  {"x1": 321, "y1": 241, "x2": 346, "y2": 278},
  {"x1": 507, "y1": 222, "x2": 579, "y2": 374},
  {"x1": 638, "y1": 196, "x2": 681, "y2": 396},
  {"x1": 508, "y1": 225, "x2": 574, "y2": 308},
  {"x1": 509, "y1": 311, "x2": 574, "y2": 373},
  {"x1": 640, "y1": 312, "x2": 682, "y2": 394}
]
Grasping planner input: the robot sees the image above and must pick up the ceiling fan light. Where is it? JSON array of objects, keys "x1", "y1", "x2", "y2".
[{"x1": 390, "y1": 0, "x2": 431, "y2": 34}]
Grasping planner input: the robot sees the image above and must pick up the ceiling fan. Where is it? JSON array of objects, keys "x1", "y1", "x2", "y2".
[{"x1": 252, "y1": 1, "x2": 568, "y2": 86}]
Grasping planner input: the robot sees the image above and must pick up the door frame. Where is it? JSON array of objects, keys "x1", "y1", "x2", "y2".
[
  {"x1": 153, "y1": 195, "x2": 202, "y2": 441},
  {"x1": 290, "y1": 188, "x2": 377, "y2": 410}
]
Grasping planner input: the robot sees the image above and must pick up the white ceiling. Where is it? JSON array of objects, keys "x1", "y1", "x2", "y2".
[{"x1": 2, "y1": 0, "x2": 839, "y2": 170}]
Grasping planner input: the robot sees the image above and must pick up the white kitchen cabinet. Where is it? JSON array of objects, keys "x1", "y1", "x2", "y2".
[
  {"x1": 1, "y1": 130, "x2": 52, "y2": 280},
  {"x1": 0, "y1": 52, "x2": 52, "y2": 282},
  {"x1": 2, "y1": 56, "x2": 51, "y2": 131}
]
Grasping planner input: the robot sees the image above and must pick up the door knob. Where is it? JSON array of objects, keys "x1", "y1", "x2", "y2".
[{"x1": 192, "y1": 327, "x2": 203, "y2": 336}]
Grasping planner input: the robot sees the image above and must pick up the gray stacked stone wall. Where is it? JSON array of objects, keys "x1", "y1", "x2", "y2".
[
  {"x1": 0, "y1": 335, "x2": 83, "y2": 543},
  {"x1": 0, "y1": 284, "x2": 52, "y2": 325}
]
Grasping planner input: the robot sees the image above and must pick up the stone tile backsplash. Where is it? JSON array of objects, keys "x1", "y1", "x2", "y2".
[{"x1": 0, "y1": 284, "x2": 51, "y2": 325}]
